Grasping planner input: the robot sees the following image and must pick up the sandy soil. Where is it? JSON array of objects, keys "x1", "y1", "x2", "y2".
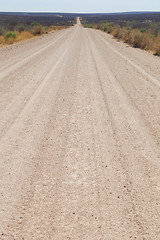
[{"x1": 0, "y1": 19, "x2": 160, "y2": 240}]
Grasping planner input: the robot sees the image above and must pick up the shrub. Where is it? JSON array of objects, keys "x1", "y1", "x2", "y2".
[
  {"x1": 4, "y1": 32, "x2": 17, "y2": 44},
  {"x1": 141, "y1": 34, "x2": 153, "y2": 50},
  {"x1": 31, "y1": 24, "x2": 45, "y2": 35},
  {"x1": 140, "y1": 29, "x2": 146, "y2": 33},
  {"x1": 16, "y1": 25, "x2": 26, "y2": 32},
  {"x1": 99, "y1": 22, "x2": 109, "y2": 32},
  {"x1": 5, "y1": 32, "x2": 17, "y2": 39},
  {"x1": 113, "y1": 26, "x2": 120, "y2": 38},
  {"x1": 130, "y1": 30, "x2": 144, "y2": 48},
  {"x1": 120, "y1": 28, "x2": 130, "y2": 42},
  {"x1": 30, "y1": 22, "x2": 40, "y2": 27},
  {"x1": 106, "y1": 24, "x2": 114, "y2": 34}
]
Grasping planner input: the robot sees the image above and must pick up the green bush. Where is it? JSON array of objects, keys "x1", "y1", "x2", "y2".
[
  {"x1": 30, "y1": 22, "x2": 40, "y2": 27},
  {"x1": 140, "y1": 29, "x2": 146, "y2": 33},
  {"x1": 5, "y1": 32, "x2": 17, "y2": 39}
]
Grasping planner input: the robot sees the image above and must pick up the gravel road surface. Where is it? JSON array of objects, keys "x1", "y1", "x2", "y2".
[{"x1": 0, "y1": 19, "x2": 160, "y2": 240}]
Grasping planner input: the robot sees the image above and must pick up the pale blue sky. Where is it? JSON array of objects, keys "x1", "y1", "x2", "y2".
[{"x1": 0, "y1": 0, "x2": 160, "y2": 13}]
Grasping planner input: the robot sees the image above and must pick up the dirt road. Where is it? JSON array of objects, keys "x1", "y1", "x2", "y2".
[{"x1": 0, "y1": 19, "x2": 160, "y2": 240}]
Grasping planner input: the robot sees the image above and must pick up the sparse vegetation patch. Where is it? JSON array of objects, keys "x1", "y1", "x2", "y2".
[
  {"x1": 0, "y1": 13, "x2": 76, "y2": 46},
  {"x1": 81, "y1": 13, "x2": 160, "y2": 56}
]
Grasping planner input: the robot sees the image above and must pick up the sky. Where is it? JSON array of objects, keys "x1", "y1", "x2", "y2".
[{"x1": 0, "y1": 0, "x2": 160, "y2": 13}]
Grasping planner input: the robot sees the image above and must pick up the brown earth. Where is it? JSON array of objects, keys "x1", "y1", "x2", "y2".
[{"x1": 0, "y1": 18, "x2": 160, "y2": 240}]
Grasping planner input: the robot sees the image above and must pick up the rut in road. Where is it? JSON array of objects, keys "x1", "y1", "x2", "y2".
[{"x1": 0, "y1": 20, "x2": 160, "y2": 240}]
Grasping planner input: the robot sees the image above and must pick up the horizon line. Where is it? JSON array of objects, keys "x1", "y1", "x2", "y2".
[{"x1": 0, "y1": 10, "x2": 160, "y2": 14}]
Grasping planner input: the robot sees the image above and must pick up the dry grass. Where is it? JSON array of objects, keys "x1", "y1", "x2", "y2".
[
  {"x1": 48, "y1": 25, "x2": 69, "y2": 31},
  {"x1": 16, "y1": 31, "x2": 33, "y2": 42},
  {"x1": 0, "y1": 35, "x2": 5, "y2": 45},
  {"x1": 154, "y1": 36, "x2": 160, "y2": 55},
  {"x1": 0, "y1": 31, "x2": 34, "y2": 45}
]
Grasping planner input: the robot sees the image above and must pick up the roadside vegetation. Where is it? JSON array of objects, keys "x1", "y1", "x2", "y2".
[
  {"x1": 0, "y1": 24, "x2": 66, "y2": 45},
  {"x1": 0, "y1": 13, "x2": 76, "y2": 46},
  {"x1": 81, "y1": 13, "x2": 160, "y2": 56}
]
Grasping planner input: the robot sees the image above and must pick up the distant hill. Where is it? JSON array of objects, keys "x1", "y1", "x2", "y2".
[
  {"x1": 0, "y1": 12, "x2": 160, "y2": 24},
  {"x1": 0, "y1": 12, "x2": 76, "y2": 31},
  {"x1": 79, "y1": 12, "x2": 160, "y2": 22}
]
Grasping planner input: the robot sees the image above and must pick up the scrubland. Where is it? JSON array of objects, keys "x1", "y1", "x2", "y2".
[
  {"x1": 0, "y1": 13, "x2": 75, "y2": 46},
  {"x1": 82, "y1": 15, "x2": 160, "y2": 56}
]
